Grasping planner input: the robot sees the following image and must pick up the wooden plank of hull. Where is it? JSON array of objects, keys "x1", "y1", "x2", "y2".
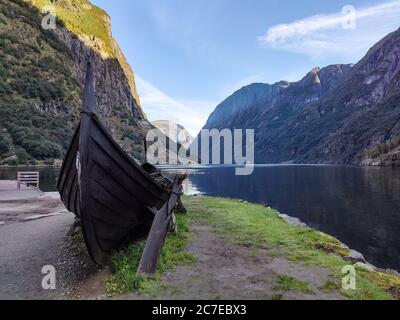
[
  {"x1": 57, "y1": 126, "x2": 80, "y2": 216},
  {"x1": 89, "y1": 116, "x2": 169, "y2": 205},
  {"x1": 78, "y1": 114, "x2": 172, "y2": 264},
  {"x1": 58, "y1": 62, "x2": 176, "y2": 266}
]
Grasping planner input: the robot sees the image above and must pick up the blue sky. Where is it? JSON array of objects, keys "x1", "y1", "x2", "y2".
[{"x1": 91, "y1": 0, "x2": 400, "y2": 135}]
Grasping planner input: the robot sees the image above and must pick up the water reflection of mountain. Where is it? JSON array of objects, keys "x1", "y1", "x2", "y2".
[{"x1": 169, "y1": 166, "x2": 400, "y2": 271}]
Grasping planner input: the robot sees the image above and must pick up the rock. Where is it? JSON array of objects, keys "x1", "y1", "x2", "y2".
[
  {"x1": 278, "y1": 214, "x2": 307, "y2": 227},
  {"x1": 0, "y1": 221, "x2": 5, "y2": 226},
  {"x1": 354, "y1": 262, "x2": 376, "y2": 272},
  {"x1": 344, "y1": 250, "x2": 366, "y2": 263}
]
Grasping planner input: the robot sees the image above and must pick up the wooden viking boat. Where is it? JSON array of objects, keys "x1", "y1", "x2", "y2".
[{"x1": 57, "y1": 62, "x2": 184, "y2": 266}]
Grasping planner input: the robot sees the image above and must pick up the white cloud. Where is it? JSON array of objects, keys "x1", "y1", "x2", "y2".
[
  {"x1": 259, "y1": 0, "x2": 400, "y2": 58},
  {"x1": 136, "y1": 76, "x2": 216, "y2": 136}
]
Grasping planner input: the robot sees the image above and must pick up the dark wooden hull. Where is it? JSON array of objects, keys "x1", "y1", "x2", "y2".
[{"x1": 57, "y1": 113, "x2": 170, "y2": 265}]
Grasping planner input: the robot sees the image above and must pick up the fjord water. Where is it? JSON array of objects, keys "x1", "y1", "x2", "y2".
[
  {"x1": 165, "y1": 165, "x2": 400, "y2": 271},
  {"x1": 2, "y1": 165, "x2": 399, "y2": 271},
  {"x1": 0, "y1": 167, "x2": 60, "y2": 192}
]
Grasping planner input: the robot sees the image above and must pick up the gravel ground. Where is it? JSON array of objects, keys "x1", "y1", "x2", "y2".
[
  {"x1": 0, "y1": 204, "x2": 107, "y2": 300},
  {"x1": 0, "y1": 213, "x2": 75, "y2": 299}
]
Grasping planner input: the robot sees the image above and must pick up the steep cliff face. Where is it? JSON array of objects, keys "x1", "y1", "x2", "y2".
[
  {"x1": 202, "y1": 29, "x2": 400, "y2": 166},
  {"x1": 205, "y1": 83, "x2": 274, "y2": 129},
  {"x1": 51, "y1": 26, "x2": 148, "y2": 160},
  {"x1": 202, "y1": 64, "x2": 354, "y2": 163},
  {"x1": 205, "y1": 64, "x2": 353, "y2": 132},
  {"x1": 0, "y1": 0, "x2": 148, "y2": 164},
  {"x1": 0, "y1": 0, "x2": 82, "y2": 164},
  {"x1": 288, "y1": 28, "x2": 400, "y2": 165},
  {"x1": 152, "y1": 120, "x2": 194, "y2": 149},
  {"x1": 150, "y1": 120, "x2": 194, "y2": 164},
  {"x1": 30, "y1": 0, "x2": 142, "y2": 109}
]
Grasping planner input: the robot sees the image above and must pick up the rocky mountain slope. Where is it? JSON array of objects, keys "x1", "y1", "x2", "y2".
[
  {"x1": 149, "y1": 120, "x2": 194, "y2": 164},
  {"x1": 152, "y1": 120, "x2": 194, "y2": 149},
  {"x1": 0, "y1": 0, "x2": 149, "y2": 165},
  {"x1": 202, "y1": 29, "x2": 400, "y2": 166}
]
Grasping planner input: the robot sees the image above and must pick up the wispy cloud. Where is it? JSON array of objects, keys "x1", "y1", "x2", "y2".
[
  {"x1": 146, "y1": 1, "x2": 226, "y2": 65},
  {"x1": 136, "y1": 77, "x2": 216, "y2": 136},
  {"x1": 220, "y1": 73, "x2": 268, "y2": 98},
  {"x1": 259, "y1": 0, "x2": 400, "y2": 58}
]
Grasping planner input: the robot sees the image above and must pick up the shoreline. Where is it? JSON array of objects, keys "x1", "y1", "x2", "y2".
[
  {"x1": 157, "y1": 163, "x2": 399, "y2": 170},
  {"x1": 227, "y1": 198, "x2": 400, "y2": 275},
  {"x1": 1, "y1": 189, "x2": 399, "y2": 299},
  {"x1": 2, "y1": 162, "x2": 399, "y2": 170},
  {"x1": 109, "y1": 196, "x2": 400, "y2": 300},
  {"x1": 0, "y1": 165, "x2": 62, "y2": 169},
  {"x1": 276, "y1": 212, "x2": 399, "y2": 275},
  {"x1": 0, "y1": 175, "x2": 397, "y2": 274}
]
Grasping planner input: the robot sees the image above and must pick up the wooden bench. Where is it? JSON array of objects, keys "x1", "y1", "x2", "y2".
[{"x1": 17, "y1": 172, "x2": 39, "y2": 189}]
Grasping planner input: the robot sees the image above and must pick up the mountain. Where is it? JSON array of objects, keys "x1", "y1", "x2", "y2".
[
  {"x1": 150, "y1": 120, "x2": 194, "y2": 164},
  {"x1": 0, "y1": 0, "x2": 149, "y2": 165},
  {"x1": 202, "y1": 28, "x2": 400, "y2": 166},
  {"x1": 152, "y1": 120, "x2": 194, "y2": 149}
]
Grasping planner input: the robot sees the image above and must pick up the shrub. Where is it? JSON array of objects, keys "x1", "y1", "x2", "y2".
[
  {"x1": 0, "y1": 132, "x2": 9, "y2": 155},
  {"x1": 364, "y1": 136, "x2": 400, "y2": 159},
  {"x1": 44, "y1": 158, "x2": 55, "y2": 166},
  {"x1": 15, "y1": 146, "x2": 31, "y2": 164},
  {"x1": 5, "y1": 158, "x2": 18, "y2": 166},
  {"x1": 122, "y1": 129, "x2": 142, "y2": 144},
  {"x1": 23, "y1": 140, "x2": 61, "y2": 160},
  {"x1": 0, "y1": 81, "x2": 11, "y2": 95}
]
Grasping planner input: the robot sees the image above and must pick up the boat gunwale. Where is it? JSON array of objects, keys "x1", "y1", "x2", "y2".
[{"x1": 90, "y1": 113, "x2": 168, "y2": 194}]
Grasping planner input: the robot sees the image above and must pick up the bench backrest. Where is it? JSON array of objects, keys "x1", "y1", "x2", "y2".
[{"x1": 17, "y1": 172, "x2": 39, "y2": 189}]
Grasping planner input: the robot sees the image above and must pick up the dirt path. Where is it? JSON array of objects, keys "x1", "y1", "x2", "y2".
[
  {"x1": 0, "y1": 214, "x2": 75, "y2": 299},
  {"x1": 0, "y1": 192, "x2": 349, "y2": 300},
  {"x1": 0, "y1": 212, "x2": 104, "y2": 300},
  {"x1": 0, "y1": 193, "x2": 67, "y2": 223},
  {"x1": 122, "y1": 221, "x2": 346, "y2": 300}
]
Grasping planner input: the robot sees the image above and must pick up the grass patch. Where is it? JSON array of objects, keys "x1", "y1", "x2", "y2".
[
  {"x1": 104, "y1": 196, "x2": 399, "y2": 300},
  {"x1": 105, "y1": 241, "x2": 148, "y2": 296},
  {"x1": 356, "y1": 269, "x2": 400, "y2": 300},
  {"x1": 183, "y1": 196, "x2": 399, "y2": 300},
  {"x1": 270, "y1": 294, "x2": 283, "y2": 300},
  {"x1": 31, "y1": 0, "x2": 114, "y2": 55},
  {"x1": 106, "y1": 213, "x2": 196, "y2": 296},
  {"x1": 320, "y1": 280, "x2": 341, "y2": 292},
  {"x1": 274, "y1": 275, "x2": 314, "y2": 294}
]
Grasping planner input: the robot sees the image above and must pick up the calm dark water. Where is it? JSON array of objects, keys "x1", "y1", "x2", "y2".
[
  {"x1": 1, "y1": 165, "x2": 399, "y2": 270},
  {"x1": 163, "y1": 165, "x2": 400, "y2": 271},
  {"x1": 0, "y1": 167, "x2": 60, "y2": 192}
]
